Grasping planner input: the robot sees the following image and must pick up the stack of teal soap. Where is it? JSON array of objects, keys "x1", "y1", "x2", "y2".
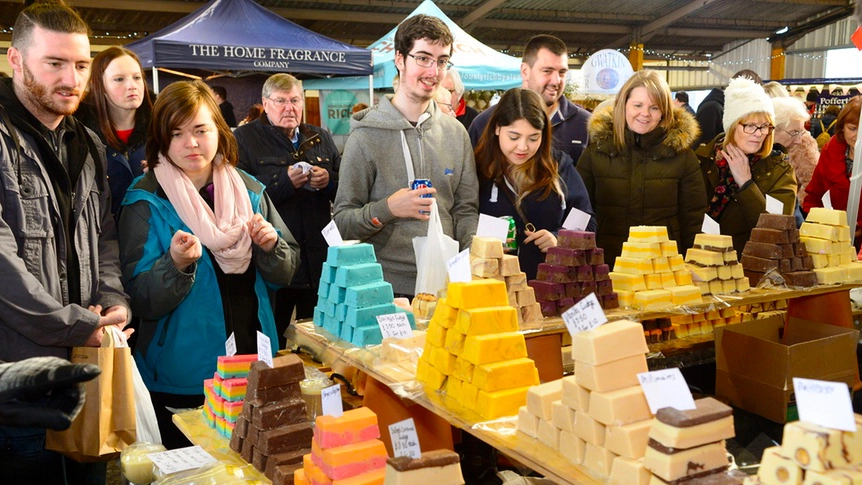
[{"x1": 313, "y1": 243, "x2": 416, "y2": 346}]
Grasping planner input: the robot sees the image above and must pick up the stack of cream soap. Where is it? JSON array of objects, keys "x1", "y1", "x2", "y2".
[
  {"x1": 416, "y1": 279, "x2": 541, "y2": 420},
  {"x1": 685, "y1": 234, "x2": 750, "y2": 296},
  {"x1": 610, "y1": 226, "x2": 703, "y2": 310},
  {"x1": 516, "y1": 320, "x2": 654, "y2": 482},
  {"x1": 667, "y1": 308, "x2": 741, "y2": 340},
  {"x1": 743, "y1": 416, "x2": 862, "y2": 485},
  {"x1": 470, "y1": 236, "x2": 542, "y2": 324},
  {"x1": 800, "y1": 207, "x2": 862, "y2": 284}
]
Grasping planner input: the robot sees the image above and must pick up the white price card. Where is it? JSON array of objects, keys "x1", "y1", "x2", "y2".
[
  {"x1": 447, "y1": 248, "x2": 472, "y2": 283},
  {"x1": 561, "y1": 293, "x2": 607, "y2": 336},
  {"x1": 389, "y1": 418, "x2": 421, "y2": 458},
  {"x1": 225, "y1": 332, "x2": 236, "y2": 357},
  {"x1": 322, "y1": 220, "x2": 344, "y2": 247},
  {"x1": 823, "y1": 190, "x2": 833, "y2": 210},
  {"x1": 637, "y1": 368, "x2": 696, "y2": 414},
  {"x1": 765, "y1": 194, "x2": 784, "y2": 215},
  {"x1": 701, "y1": 214, "x2": 721, "y2": 235},
  {"x1": 477, "y1": 214, "x2": 510, "y2": 242},
  {"x1": 562, "y1": 208, "x2": 591, "y2": 231},
  {"x1": 377, "y1": 313, "x2": 412, "y2": 340},
  {"x1": 793, "y1": 378, "x2": 856, "y2": 432},
  {"x1": 321, "y1": 383, "x2": 344, "y2": 418},
  {"x1": 147, "y1": 445, "x2": 217, "y2": 476},
  {"x1": 256, "y1": 331, "x2": 273, "y2": 368}
]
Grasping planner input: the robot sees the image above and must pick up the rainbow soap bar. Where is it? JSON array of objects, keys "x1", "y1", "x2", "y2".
[
  {"x1": 202, "y1": 400, "x2": 216, "y2": 427},
  {"x1": 223, "y1": 399, "x2": 244, "y2": 423},
  {"x1": 312, "y1": 438, "x2": 388, "y2": 480},
  {"x1": 314, "y1": 407, "x2": 380, "y2": 449},
  {"x1": 220, "y1": 376, "x2": 248, "y2": 401},
  {"x1": 217, "y1": 354, "x2": 258, "y2": 379}
]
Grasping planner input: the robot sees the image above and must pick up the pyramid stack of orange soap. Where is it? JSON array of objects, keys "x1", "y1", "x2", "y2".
[
  {"x1": 294, "y1": 407, "x2": 387, "y2": 485},
  {"x1": 527, "y1": 230, "x2": 619, "y2": 317},
  {"x1": 228, "y1": 354, "x2": 313, "y2": 483},
  {"x1": 685, "y1": 234, "x2": 750, "y2": 295},
  {"x1": 800, "y1": 207, "x2": 862, "y2": 284},
  {"x1": 516, "y1": 320, "x2": 654, "y2": 481},
  {"x1": 416, "y1": 279, "x2": 541, "y2": 420},
  {"x1": 609, "y1": 226, "x2": 703, "y2": 310},
  {"x1": 741, "y1": 213, "x2": 817, "y2": 287},
  {"x1": 469, "y1": 236, "x2": 542, "y2": 323}
]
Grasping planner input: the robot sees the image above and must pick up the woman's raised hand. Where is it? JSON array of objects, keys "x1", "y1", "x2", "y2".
[
  {"x1": 249, "y1": 214, "x2": 278, "y2": 252},
  {"x1": 170, "y1": 229, "x2": 202, "y2": 271}
]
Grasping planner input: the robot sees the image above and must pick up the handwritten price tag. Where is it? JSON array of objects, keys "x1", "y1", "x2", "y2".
[
  {"x1": 389, "y1": 418, "x2": 421, "y2": 458},
  {"x1": 377, "y1": 313, "x2": 412, "y2": 339},
  {"x1": 561, "y1": 293, "x2": 607, "y2": 336},
  {"x1": 637, "y1": 368, "x2": 695, "y2": 414},
  {"x1": 446, "y1": 248, "x2": 472, "y2": 283},
  {"x1": 793, "y1": 378, "x2": 856, "y2": 431},
  {"x1": 225, "y1": 332, "x2": 236, "y2": 357},
  {"x1": 256, "y1": 331, "x2": 273, "y2": 368},
  {"x1": 322, "y1": 220, "x2": 344, "y2": 247},
  {"x1": 321, "y1": 383, "x2": 344, "y2": 418},
  {"x1": 147, "y1": 445, "x2": 216, "y2": 475}
]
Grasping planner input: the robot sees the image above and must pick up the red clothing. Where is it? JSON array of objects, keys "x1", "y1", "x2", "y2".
[{"x1": 802, "y1": 135, "x2": 862, "y2": 226}]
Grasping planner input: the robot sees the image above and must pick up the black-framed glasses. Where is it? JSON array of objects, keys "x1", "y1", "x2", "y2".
[
  {"x1": 407, "y1": 53, "x2": 453, "y2": 71},
  {"x1": 780, "y1": 128, "x2": 804, "y2": 138},
  {"x1": 741, "y1": 123, "x2": 775, "y2": 135}
]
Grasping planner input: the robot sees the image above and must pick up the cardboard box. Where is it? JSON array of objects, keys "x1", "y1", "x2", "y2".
[{"x1": 715, "y1": 316, "x2": 858, "y2": 423}]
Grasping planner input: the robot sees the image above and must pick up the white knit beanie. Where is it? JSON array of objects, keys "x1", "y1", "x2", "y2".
[{"x1": 722, "y1": 76, "x2": 775, "y2": 133}]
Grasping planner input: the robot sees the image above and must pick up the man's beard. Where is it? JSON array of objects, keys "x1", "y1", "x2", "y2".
[{"x1": 21, "y1": 62, "x2": 81, "y2": 118}]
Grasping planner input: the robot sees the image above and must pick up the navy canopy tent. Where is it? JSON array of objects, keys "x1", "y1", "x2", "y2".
[{"x1": 127, "y1": 0, "x2": 373, "y2": 87}]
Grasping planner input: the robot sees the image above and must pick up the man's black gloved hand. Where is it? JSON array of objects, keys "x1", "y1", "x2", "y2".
[{"x1": 0, "y1": 357, "x2": 101, "y2": 430}]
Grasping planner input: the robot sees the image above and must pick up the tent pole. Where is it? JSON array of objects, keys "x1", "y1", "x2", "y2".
[
  {"x1": 153, "y1": 68, "x2": 160, "y2": 94},
  {"x1": 368, "y1": 75, "x2": 374, "y2": 107}
]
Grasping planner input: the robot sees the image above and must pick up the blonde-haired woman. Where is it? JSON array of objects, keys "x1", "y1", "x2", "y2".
[
  {"x1": 577, "y1": 70, "x2": 706, "y2": 267},
  {"x1": 696, "y1": 76, "x2": 797, "y2": 253}
]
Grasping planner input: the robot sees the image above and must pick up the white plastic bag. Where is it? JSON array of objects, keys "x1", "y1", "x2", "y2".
[
  {"x1": 109, "y1": 327, "x2": 162, "y2": 444},
  {"x1": 412, "y1": 199, "x2": 459, "y2": 296}
]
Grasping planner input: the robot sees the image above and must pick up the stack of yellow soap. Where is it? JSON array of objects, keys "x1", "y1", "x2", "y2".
[
  {"x1": 685, "y1": 233, "x2": 750, "y2": 295},
  {"x1": 415, "y1": 279, "x2": 541, "y2": 420},
  {"x1": 666, "y1": 308, "x2": 740, "y2": 339},
  {"x1": 742, "y1": 415, "x2": 862, "y2": 484},
  {"x1": 469, "y1": 236, "x2": 543, "y2": 324},
  {"x1": 516, "y1": 320, "x2": 654, "y2": 482},
  {"x1": 610, "y1": 226, "x2": 703, "y2": 310},
  {"x1": 800, "y1": 207, "x2": 862, "y2": 284}
]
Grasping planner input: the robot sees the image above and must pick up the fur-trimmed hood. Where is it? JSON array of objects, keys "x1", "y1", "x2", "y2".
[{"x1": 587, "y1": 101, "x2": 701, "y2": 154}]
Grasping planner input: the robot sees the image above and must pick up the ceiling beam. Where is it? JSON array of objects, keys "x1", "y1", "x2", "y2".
[
  {"x1": 461, "y1": 0, "x2": 506, "y2": 32},
  {"x1": 479, "y1": 19, "x2": 630, "y2": 34},
  {"x1": 660, "y1": 28, "x2": 771, "y2": 38},
  {"x1": 601, "y1": 0, "x2": 720, "y2": 51}
]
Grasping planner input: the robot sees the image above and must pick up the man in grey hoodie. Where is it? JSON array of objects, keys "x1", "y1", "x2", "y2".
[{"x1": 333, "y1": 14, "x2": 479, "y2": 297}]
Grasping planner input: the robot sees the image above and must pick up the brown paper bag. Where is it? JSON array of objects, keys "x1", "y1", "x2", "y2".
[{"x1": 46, "y1": 328, "x2": 136, "y2": 462}]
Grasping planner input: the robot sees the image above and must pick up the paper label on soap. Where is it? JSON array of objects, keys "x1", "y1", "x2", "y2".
[
  {"x1": 322, "y1": 220, "x2": 344, "y2": 247},
  {"x1": 389, "y1": 418, "x2": 421, "y2": 458},
  {"x1": 256, "y1": 331, "x2": 272, "y2": 368},
  {"x1": 793, "y1": 377, "x2": 856, "y2": 431},
  {"x1": 823, "y1": 190, "x2": 833, "y2": 210},
  {"x1": 225, "y1": 332, "x2": 236, "y2": 357},
  {"x1": 701, "y1": 214, "x2": 720, "y2": 235},
  {"x1": 637, "y1": 368, "x2": 696, "y2": 414},
  {"x1": 321, "y1": 383, "x2": 344, "y2": 418},
  {"x1": 561, "y1": 293, "x2": 607, "y2": 336},
  {"x1": 562, "y1": 208, "x2": 591, "y2": 231},
  {"x1": 477, "y1": 213, "x2": 509, "y2": 242},
  {"x1": 377, "y1": 313, "x2": 412, "y2": 339},
  {"x1": 147, "y1": 445, "x2": 217, "y2": 475},
  {"x1": 447, "y1": 248, "x2": 472, "y2": 283},
  {"x1": 765, "y1": 194, "x2": 784, "y2": 215}
]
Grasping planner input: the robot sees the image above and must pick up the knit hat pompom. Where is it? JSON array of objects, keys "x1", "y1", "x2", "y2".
[{"x1": 722, "y1": 76, "x2": 774, "y2": 133}]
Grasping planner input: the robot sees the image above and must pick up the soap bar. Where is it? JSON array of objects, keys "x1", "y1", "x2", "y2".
[
  {"x1": 526, "y1": 380, "x2": 563, "y2": 420},
  {"x1": 756, "y1": 446, "x2": 803, "y2": 485},
  {"x1": 610, "y1": 272, "x2": 647, "y2": 291},
  {"x1": 456, "y1": 306, "x2": 518, "y2": 335},
  {"x1": 574, "y1": 410, "x2": 606, "y2": 445},
  {"x1": 784, "y1": 271, "x2": 818, "y2": 287},
  {"x1": 344, "y1": 303, "x2": 397, "y2": 328},
  {"x1": 384, "y1": 449, "x2": 464, "y2": 485},
  {"x1": 610, "y1": 456, "x2": 651, "y2": 485},
  {"x1": 685, "y1": 249, "x2": 726, "y2": 267},
  {"x1": 588, "y1": 386, "x2": 652, "y2": 426},
  {"x1": 506, "y1": 272, "x2": 528, "y2": 291},
  {"x1": 429, "y1": 346, "x2": 456, "y2": 375},
  {"x1": 499, "y1": 254, "x2": 521, "y2": 276},
  {"x1": 528, "y1": 280, "x2": 565, "y2": 301},
  {"x1": 650, "y1": 397, "x2": 734, "y2": 450},
  {"x1": 252, "y1": 398, "x2": 307, "y2": 430},
  {"x1": 220, "y1": 376, "x2": 248, "y2": 402},
  {"x1": 247, "y1": 381, "x2": 303, "y2": 406},
  {"x1": 248, "y1": 354, "x2": 305, "y2": 390},
  {"x1": 447, "y1": 280, "x2": 508, "y2": 309},
  {"x1": 472, "y1": 358, "x2": 539, "y2": 392},
  {"x1": 264, "y1": 448, "x2": 307, "y2": 480},
  {"x1": 558, "y1": 230, "x2": 597, "y2": 249},
  {"x1": 622, "y1": 242, "x2": 662, "y2": 259},
  {"x1": 632, "y1": 289, "x2": 672, "y2": 310},
  {"x1": 476, "y1": 386, "x2": 530, "y2": 419},
  {"x1": 334, "y1": 263, "x2": 384, "y2": 288},
  {"x1": 258, "y1": 421, "x2": 314, "y2": 455},
  {"x1": 321, "y1": 263, "x2": 338, "y2": 283},
  {"x1": 801, "y1": 469, "x2": 862, "y2": 485},
  {"x1": 758, "y1": 213, "x2": 796, "y2": 230},
  {"x1": 669, "y1": 285, "x2": 703, "y2": 306},
  {"x1": 562, "y1": 375, "x2": 591, "y2": 412},
  {"x1": 272, "y1": 462, "x2": 303, "y2": 485},
  {"x1": 589, "y1": 248, "x2": 605, "y2": 265},
  {"x1": 294, "y1": 468, "x2": 309, "y2": 485},
  {"x1": 344, "y1": 281, "x2": 394, "y2": 307},
  {"x1": 327, "y1": 243, "x2": 377, "y2": 267},
  {"x1": 575, "y1": 353, "x2": 647, "y2": 393},
  {"x1": 471, "y1": 256, "x2": 499, "y2": 277},
  {"x1": 815, "y1": 266, "x2": 848, "y2": 284},
  {"x1": 687, "y1": 264, "x2": 718, "y2": 282},
  {"x1": 217, "y1": 354, "x2": 259, "y2": 379},
  {"x1": 471, "y1": 236, "x2": 504, "y2": 259},
  {"x1": 314, "y1": 406, "x2": 380, "y2": 449},
  {"x1": 741, "y1": 254, "x2": 780, "y2": 272},
  {"x1": 782, "y1": 420, "x2": 848, "y2": 471},
  {"x1": 742, "y1": 242, "x2": 783, "y2": 260},
  {"x1": 552, "y1": 401, "x2": 576, "y2": 432},
  {"x1": 605, "y1": 419, "x2": 652, "y2": 459},
  {"x1": 444, "y1": 327, "x2": 465, "y2": 355},
  {"x1": 669, "y1": 255, "x2": 686, "y2": 272},
  {"x1": 584, "y1": 442, "x2": 617, "y2": 478},
  {"x1": 560, "y1": 430, "x2": 587, "y2": 466},
  {"x1": 571, "y1": 319, "x2": 648, "y2": 366},
  {"x1": 750, "y1": 228, "x2": 790, "y2": 244},
  {"x1": 629, "y1": 226, "x2": 670, "y2": 243},
  {"x1": 614, "y1": 257, "x2": 655, "y2": 275},
  {"x1": 807, "y1": 207, "x2": 848, "y2": 226},
  {"x1": 693, "y1": 234, "x2": 734, "y2": 251},
  {"x1": 452, "y1": 357, "x2": 474, "y2": 382},
  {"x1": 462, "y1": 332, "x2": 528, "y2": 365},
  {"x1": 516, "y1": 287, "x2": 537, "y2": 307},
  {"x1": 643, "y1": 440, "x2": 729, "y2": 482},
  {"x1": 223, "y1": 399, "x2": 243, "y2": 423},
  {"x1": 518, "y1": 406, "x2": 539, "y2": 438},
  {"x1": 457, "y1": 381, "x2": 479, "y2": 409},
  {"x1": 801, "y1": 222, "x2": 840, "y2": 241},
  {"x1": 537, "y1": 418, "x2": 561, "y2": 449},
  {"x1": 311, "y1": 438, "x2": 387, "y2": 480},
  {"x1": 547, "y1": 247, "x2": 582, "y2": 266}
]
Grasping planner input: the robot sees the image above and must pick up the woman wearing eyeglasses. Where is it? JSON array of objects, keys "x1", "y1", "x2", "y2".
[
  {"x1": 696, "y1": 76, "x2": 798, "y2": 253},
  {"x1": 802, "y1": 96, "x2": 862, "y2": 247}
]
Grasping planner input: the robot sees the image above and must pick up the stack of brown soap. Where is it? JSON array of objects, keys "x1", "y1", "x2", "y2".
[
  {"x1": 644, "y1": 397, "x2": 745, "y2": 484},
  {"x1": 685, "y1": 234, "x2": 749, "y2": 295},
  {"x1": 740, "y1": 213, "x2": 816, "y2": 287},
  {"x1": 528, "y1": 229, "x2": 619, "y2": 317},
  {"x1": 228, "y1": 354, "x2": 313, "y2": 483},
  {"x1": 469, "y1": 236, "x2": 542, "y2": 323}
]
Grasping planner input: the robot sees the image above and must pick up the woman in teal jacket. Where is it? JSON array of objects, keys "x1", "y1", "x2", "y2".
[{"x1": 118, "y1": 81, "x2": 299, "y2": 449}]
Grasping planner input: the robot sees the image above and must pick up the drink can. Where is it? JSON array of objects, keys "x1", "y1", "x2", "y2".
[
  {"x1": 501, "y1": 215, "x2": 517, "y2": 251},
  {"x1": 411, "y1": 179, "x2": 433, "y2": 198}
]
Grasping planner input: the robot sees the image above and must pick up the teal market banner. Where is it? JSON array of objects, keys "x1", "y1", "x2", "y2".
[{"x1": 319, "y1": 90, "x2": 370, "y2": 135}]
